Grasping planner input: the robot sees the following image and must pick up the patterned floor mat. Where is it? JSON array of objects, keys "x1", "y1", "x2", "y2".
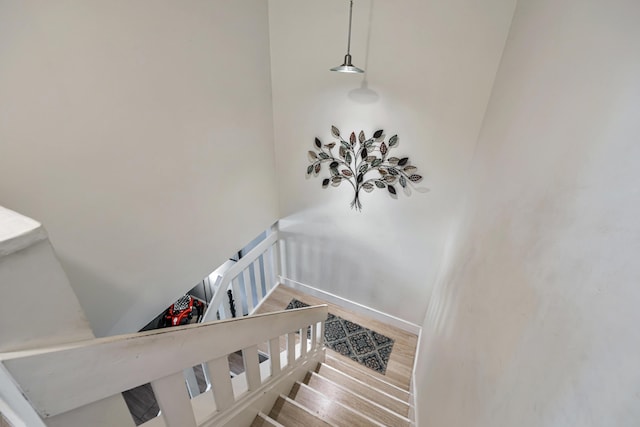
[{"x1": 286, "y1": 299, "x2": 394, "y2": 374}]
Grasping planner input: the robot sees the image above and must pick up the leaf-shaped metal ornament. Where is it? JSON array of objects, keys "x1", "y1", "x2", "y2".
[
  {"x1": 307, "y1": 129, "x2": 425, "y2": 210},
  {"x1": 403, "y1": 165, "x2": 417, "y2": 174}
]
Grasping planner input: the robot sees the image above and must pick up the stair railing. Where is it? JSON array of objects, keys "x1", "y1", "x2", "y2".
[{"x1": 0, "y1": 305, "x2": 327, "y2": 427}]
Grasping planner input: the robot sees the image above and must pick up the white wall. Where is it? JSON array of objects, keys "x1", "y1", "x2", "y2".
[
  {"x1": 416, "y1": 0, "x2": 640, "y2": 425},
  {"x1": 268, "y1": 0, "x2": 515, "y2": 324},
  {"x1": 0, "y1": 0, "x2": 279, "y2": 336}
]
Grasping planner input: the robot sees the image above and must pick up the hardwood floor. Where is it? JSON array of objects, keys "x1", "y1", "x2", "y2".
[{"x1": 254, "y1": 285, "x2": 418, "y2": 391}]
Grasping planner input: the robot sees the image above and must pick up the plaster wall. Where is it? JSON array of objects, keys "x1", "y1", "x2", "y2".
[
  {"x1": 0, "y1": 0, "x2": 279, "y2": 336},
  {"x1": 268, "y1": 0, "x2": 516, "y2": 324},
  {"x1": 416, "y1": 0, "x2": 640, "y2": 425}
]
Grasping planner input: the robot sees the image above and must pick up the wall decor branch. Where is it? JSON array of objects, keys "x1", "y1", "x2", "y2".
[{"x1": 306, "y1": 126, "x2": 424, "y2": 211}]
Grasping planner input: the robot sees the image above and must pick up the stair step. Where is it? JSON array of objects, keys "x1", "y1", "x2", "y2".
[
  {"x1": 316, "y1": 363, "x2": 410, "y2": 418},
  {"x1": 251, "y1": 411, "x2": 286, "y2": 427},
  {"x1": 290, "y1": 382, "x2": 383, "y2": 427},
  {"x1": 269, "y1": 395, "x2": 335, "y2": 427},
  {"x1": 325, "y1": 354, "x2": 411, "y2": 402},
  {"x1": 305, "y1": 371, "x2": 412, "y2": 427}
]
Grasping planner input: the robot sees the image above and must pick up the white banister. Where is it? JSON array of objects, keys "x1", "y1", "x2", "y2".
[{"x1": 0, "y1": 305, "x2": 327, "y2": 423}]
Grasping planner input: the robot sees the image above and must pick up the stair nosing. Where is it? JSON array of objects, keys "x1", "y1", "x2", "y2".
[
  {"x1": 319, "y1": 363, "x2": 411, "y2": 408},
  {"x1": 307, "y1": 371, "x2": 413, "y2": 424},
  {"x1": 279, "y1": 394, "x2": 339, "y2": 427},
  {"x1": 325, "y1": 353, "x2": 411, "y2": 396},
  {"x1": 257, "y1": 411, "x2": 286, "y2": 427},
  {"x1": 294, "y1": 381, "x2": 387, "y2": 427}
]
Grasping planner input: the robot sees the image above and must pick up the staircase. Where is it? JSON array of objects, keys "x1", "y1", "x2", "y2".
[
  {"x1": 252, "y1": 353, "x2": 413, "y2": 427},
  {"x1": 0, "y1": 208, "x2": 417, "y2": 427}
]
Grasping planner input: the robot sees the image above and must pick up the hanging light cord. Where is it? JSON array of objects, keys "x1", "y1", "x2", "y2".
[{"x1": 347, "y1": 0, "x2": 354, "y2": 56}]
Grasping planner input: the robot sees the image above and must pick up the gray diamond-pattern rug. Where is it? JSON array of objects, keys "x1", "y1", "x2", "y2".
[{"x1": 285, "y1": 298, "x2": 395, "y2": 374}]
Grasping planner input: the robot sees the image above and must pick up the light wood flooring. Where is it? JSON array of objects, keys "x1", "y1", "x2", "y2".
[{"x1": 254, "y1": 285, "x2": 418, "y2": 391}]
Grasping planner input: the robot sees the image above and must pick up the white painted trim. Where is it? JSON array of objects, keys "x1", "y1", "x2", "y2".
[
  {"x1": 280, "y1": 277, "x2": 422, "y2": 335},
  {"x1": 410, "y1": 327, "x2": 423, "y2": 426}
]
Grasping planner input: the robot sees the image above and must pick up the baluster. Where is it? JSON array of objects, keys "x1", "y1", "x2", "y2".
[
  {"x1": 300, "y1": 327, "x2": 307, "y2": 357},
  {"x1": 207, "y1": 356, "x2": 234, "y2": 411},
  {"x1": 151, "y1": 372, "x2": 197, "y2": 427},
  {"x1": 243, "y1": 345, "x2": 261, "y2": 390},
  {"x1": 269, "y1": 337, "x2": 281, "y2": 376},
  {"x1": 318, "y1": 320, "x2": 325, "y2": 348},
  {"x1": 287, "y1": 332, "x2": 296, "y2": 365},
  {"x1": 243, "y1": 268, "x2": 254, "y2": 313},
  {"x1": 264, "y1": 246, "x2": 274, "y2": 291},
  {"x1": 310, "y1": 322, "x2": 317, "y2": 351},
  {"x1": 253, "y1": 258, "x2": 265, "y2": 301}
]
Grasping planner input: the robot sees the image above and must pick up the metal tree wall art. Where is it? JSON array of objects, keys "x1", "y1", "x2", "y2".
[{"x1": 306, "y1": 126, "x2": 424, "y2": 210}]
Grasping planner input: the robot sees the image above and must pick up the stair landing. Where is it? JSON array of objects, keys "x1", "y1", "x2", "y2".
[{"x1": 254, "y1": 285, "x2": 418, "y2": 391}]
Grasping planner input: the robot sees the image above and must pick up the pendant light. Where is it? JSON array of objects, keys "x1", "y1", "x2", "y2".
[{"x1": 330, "y1": 0, "x2": 364, "y2": 74}]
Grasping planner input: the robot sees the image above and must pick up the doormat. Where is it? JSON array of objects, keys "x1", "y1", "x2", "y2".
[{"x1": 286, "y1": 299, "x2": 394, "y2": 374}]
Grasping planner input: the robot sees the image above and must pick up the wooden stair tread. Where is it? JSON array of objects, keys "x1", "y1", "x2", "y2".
[
  {"x1": 324, "y1": 354, "x2": 411, "y2": 402},
  {"x1": 316, "y1": 363, "x2": 410, "y2": 418},
  {"x1": 304, "y1": 372, "x2": 412, "y2": 427},
  {"x1": 269, "y1": 395, "x2": 334, "y2": 427},
  {"x1": 251, "y1": 412, "x2": 286, "y2": 427},
  {"x1": 290, "y1": 382, "x2": 382, "y2": 427}
]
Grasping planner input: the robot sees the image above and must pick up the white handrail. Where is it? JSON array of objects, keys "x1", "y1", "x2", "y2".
[{"x1": 1, "y1": 305, "x2": 327, "y2": 425}]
